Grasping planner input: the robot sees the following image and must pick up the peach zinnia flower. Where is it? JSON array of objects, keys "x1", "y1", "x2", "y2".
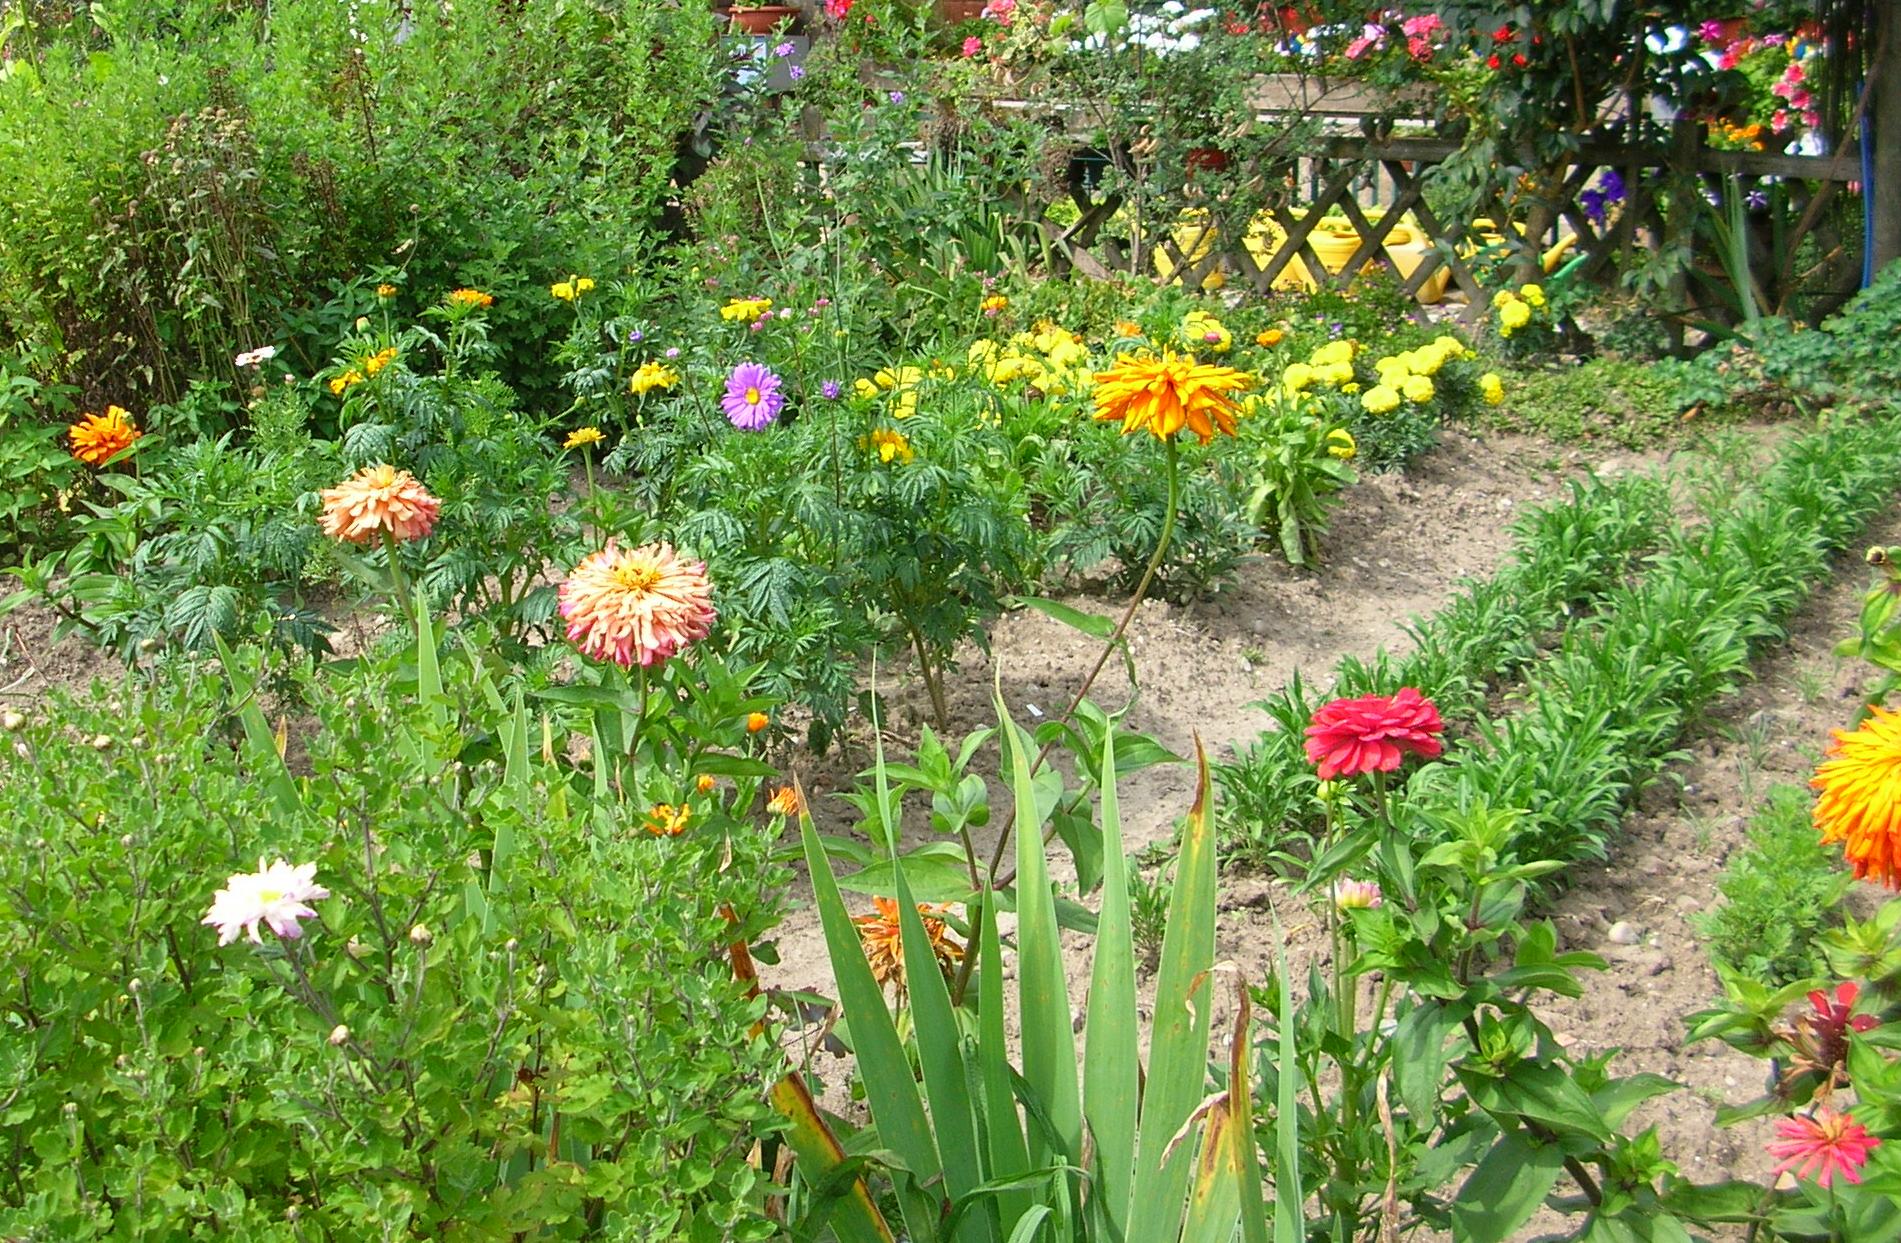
[
  {"x1": 69, "y1": 406, "x2": 141, "y2": 467},
  {"x1": 558, "y1": 541, "x2": 716, "y2": 669},
  {"x1": 1092, "y1": 350, "x2": 1251, "y2": 444},
  {"x1": 1766, "y1": 1108, "x2": 1881, "y2": 1188},
  {"x1": 318, "y1": 464, "x2": 441, "y2": 545},
  {"x1": 1813, "y1": 705, "x2": 1901, "y2": 887},
  {"x1": 853, "y1": 897, "x2": 964, "y2": 996}
]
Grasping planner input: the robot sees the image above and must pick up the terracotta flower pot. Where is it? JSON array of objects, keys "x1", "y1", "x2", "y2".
[{"x1": 729, "y1": 5, "x2": 802, "y2": 34}]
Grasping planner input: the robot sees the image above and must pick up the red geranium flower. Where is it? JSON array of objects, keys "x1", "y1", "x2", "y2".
[{"x1": 1304, "y1": 688, "x2": 1445, "y2": 781}]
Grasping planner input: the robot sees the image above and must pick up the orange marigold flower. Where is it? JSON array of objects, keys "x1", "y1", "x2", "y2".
[
  {"x1": 852, "y1": 897, "x2": 964, "y2": 996},
  {"x1": 557, "y1": 541, "x2": 716, "y2": 669},
  {"x1": 318, "y1": 464, "x2": 441, "y2": 545},
  {"x1": 1812, "y1": 705, "x2": 1901, "y2": 888},
  {"x1": 646, "y1": 803, "x2": 690, "y2": 837},
  {"x1": 746, "y1": 711, "x2": 770, "y2": 733},
  {"x1": 68, "y1": 406, "x2": 141, "y2": 467},
  {"x1": 376, "y1": 283, "x2": 397, "y2": 299},
  {"x1": 767, "y1": 785, "x2": 804, "y2": 817},
  {"x1": 363, "y1": 346, "x2": 399, "y2": 377},
  {"x1": 695, "y1": 773, "x2": 718, "y2": 794},
  {"x1": 445, "y1": 288, "x2": 494, "y2": 309},
  {"x1": 1091, "y1": 350, "x2": 1251, "y2": 444},
  {"x1": 1256, "y1": 327, "x2": 1286, "y2": 347}
]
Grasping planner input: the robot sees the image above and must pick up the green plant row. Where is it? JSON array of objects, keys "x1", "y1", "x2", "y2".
[
  {"x1": 1217, "y1": 472, "x2": 1672, "y2": 865},
  {"x1": 1409, "y1": 411, "x2": 1901, "y2": 868}
]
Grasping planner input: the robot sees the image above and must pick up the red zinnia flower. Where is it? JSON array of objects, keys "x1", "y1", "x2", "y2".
[
  {"x1": 1766, "y1": 1109, "x2": 1881, "y2": 1188},
  {"x1": 1304, "y1": 688, "x2": 1444, "y2": 781}
]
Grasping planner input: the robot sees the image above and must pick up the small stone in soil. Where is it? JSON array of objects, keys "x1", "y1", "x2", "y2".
[{"x1": 1607, "y1": 920, "x2": 1644, "y2": 946}]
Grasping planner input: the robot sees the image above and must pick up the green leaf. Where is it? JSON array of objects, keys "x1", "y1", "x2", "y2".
[
  {"x1": 838, "y1": 848, "x2": 977, "y2": 905},
  {"x1": 1391, "y1": 1001, "x2": 1455, "y2": 1127},
  {"x1": 1271, "y1": 908, "x2": 1304, "y2": 1243},
  {"x1": 1010, "y1": 595, "x2": 1115, "y2": 640},
  {"x1": 977, "y1": 889, "x2": 1035, "y2": 1224},
  {"x1": 212, "y1": 635, "x2": 303, "y2": 827},
  {"x1": 1082, "y1": 724, "x2": 1138, "y2": 1238},
  {"x1": 1450, "y1": 1131, "x2": 1565, "y2": 1243}
]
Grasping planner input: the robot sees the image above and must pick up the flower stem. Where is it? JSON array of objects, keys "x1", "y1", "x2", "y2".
[{"x1": 382, "y1": 527, "x2": 411, "y2": 619}]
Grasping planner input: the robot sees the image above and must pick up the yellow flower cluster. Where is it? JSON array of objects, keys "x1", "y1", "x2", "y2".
[
  {"x1": 1282, "y1": 339, "x2": 1358, "y2": 397},
  {"x1": 376, "y1": 283, "x2": 397, "y2": 299},
  {"x1": 854, "y1": 364, "x2": 926, "y2": 418},
  {"x1": 719, "y1": 297, "x2": 772, "y2": 322},
  {"x1": 629, "y1": 361, "x2": 681, "y2": 395},
  {"x1": 1480, "y1": 372, "x2": 1506, "y2": 406},
  {"x1": 445, "y1": 288, "x2": 494, "y2": 309},
  {"x1": 865, "y1": 428, "x2": 915, "y2": 464},
  {"x1": 1181, "y1": 310, "x2": 1231, "y2": 353},
  {"x1": 1364, "y1": 335, "x2": 1469, "y2": 410},
  {"x1": 331, "y1": 346, "x2": 400, "y2": 395},
  {"x1": 551, "y1": 275, "x2": 596, "y2": 301},
  {"x1": 1492, "y1": 284, "x2": 1546, "y2": 338},
  {"x1": 364, "y1": 346, "x2": 399, "y2": 377},
  {"x1": 969, "y1": 322, "x2": 1092, "y2": 396}
]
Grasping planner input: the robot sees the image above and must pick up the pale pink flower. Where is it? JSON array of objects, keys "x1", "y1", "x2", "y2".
[
  {"x1": 558, "y1": 541, "x2": 716, "y2": 668},
  {"x1": 1332, "y1": 878, "x2": 1383, "y2": 911},
  {"x1": 203, "y1": 859, "x2": 330, "y2": 946}
]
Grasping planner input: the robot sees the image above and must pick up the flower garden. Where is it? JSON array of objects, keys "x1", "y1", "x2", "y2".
[{"x1": 6, "y1": 0, "x2": 1901, "y2": 1238}]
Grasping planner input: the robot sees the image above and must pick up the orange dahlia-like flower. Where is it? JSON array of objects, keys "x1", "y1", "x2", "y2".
[
  {"x1": 1812, "y1": 705, "x2": 1901, "y2": 888},
  {"x1": 318, "y1": 464, "x2": 441, "y2": 545},
  {"x1": 445, "y1": 288, "x2": 494, "y2": 310},
  {"x1": 1091, "y1": 350, "x2": 1251, "y2": 444},
  {"x1": 853, "y1": 897, "x2": 964, "y2": 996},
  {"x1": 767, "y1": 785, "x2": 804, "y2": 817},
  {"x1": 557, "y1": 541, "x2": 716, "y2": 669},
  {"x1": 69, "y1": 406, "x2": 141, "y2": 467}
]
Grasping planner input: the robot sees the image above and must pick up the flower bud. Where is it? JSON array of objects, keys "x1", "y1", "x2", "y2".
[
  {"x1": 1, "y1": 710, "x2": 23, "y2": 731},
  {"x1": 408, "y1": 923, "x2": 433, "y2": 946},
  {"x1": 89, "y1": 734, "x2": 114, "y2": 750},
  {"x1": 328, "y1": 1024, "x2": 350, "y2": 1046}
]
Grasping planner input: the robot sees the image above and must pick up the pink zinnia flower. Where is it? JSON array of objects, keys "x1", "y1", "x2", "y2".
[
  {"x1": 318, "y1": 464, "x2": 440, "y2": 545},
  {"x1": 203, "y1": 859, "x2": 330, "y2": 946},
  {"x1": 1767, "y1": 1109, "x2": 1882, "y2": 1188},
  {"x1": 558, "y1": 541, "x2": 716, "y2": 669},
  {"x1": 962, "y1": 34, "x2": 982, "y2": 56},
  {"x1": 1304, "y1": 688, "x2": 1445, "y2": 781}
]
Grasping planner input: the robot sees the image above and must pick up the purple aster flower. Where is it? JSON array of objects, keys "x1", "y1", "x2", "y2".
[
  {"x1": 789, "y1": 64, "x2": 805, "y2": 80},
  {"x1": 821, "y1": 379, "x2": 842, "y2": 400},
  {"x1": 665, "y1": 347, "x2": 681, "y2": 358},
  {"x1": 1580, "y1": 188, "x2": 1606, "y2": 225},
  {"x1": 888, "y1": 90, "x2": 905, "y2": 105},
  {"x1": 628, "y1": 329, "x2": 645, "y2": 343},
  {"x1": 1746, "y1": 187, "x2": 1769, "y2": 210},
  {"x1": 774, "y1": 40, "x2": 795, "y2": 56},
  {"x1": 722, "y1": 362, "x2": 785, "y2": 430},
  {"x1": 1601, "y1": 169, "x2": 1627, "y2": 203}
]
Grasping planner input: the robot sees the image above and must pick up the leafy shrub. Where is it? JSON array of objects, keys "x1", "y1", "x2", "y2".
[
  {"x1": 0, "y1": 635, "x2": 785, "y2": 1238},
  {"x1": 1699, "y1": 784, "x2": 1851, "y2": 986}
]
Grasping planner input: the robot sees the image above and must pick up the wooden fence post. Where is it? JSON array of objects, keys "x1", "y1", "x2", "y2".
[{"x1": 1872, "y1": 1, "x2": 1901, "y2": 273}]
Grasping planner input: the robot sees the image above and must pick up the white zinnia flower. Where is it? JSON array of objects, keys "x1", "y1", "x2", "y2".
[{"x1": 202, "y1": 858, "x2": 330, "y2": 946}]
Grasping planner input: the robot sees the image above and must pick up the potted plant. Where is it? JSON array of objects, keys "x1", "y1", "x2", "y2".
[{"x1": 729, "y1": 2, "x2": 802, "y2": 34}]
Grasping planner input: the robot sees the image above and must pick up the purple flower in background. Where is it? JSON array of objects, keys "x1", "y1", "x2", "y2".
[
  {"x1": 821, "y1": 379, "x2": 842, "y2": 400},
  {"x1": 1600, "y1": 169, "x2": 1627, "y2": 203},
  {"x1": 1746, "y1": 187, "x2": 1770, "y2": 210},
  {"x1": 1580, "y1": 188, "x2": 1607, "y2": 224},
  {"x1": 888, "y1": 90, "x2": 906, "y2": 105},
  {"x1": 790, "y1": 64, "x2": 805, "y2": 80},
  {"x1": 665, "y1": 347, "x2": 681, "y2": 358},
  {"x1": 774, "y1": 40, "x2": 795, "y2": 56},
  {"x1": 722, "y1": 363, "x2": 785, "y2": 430},
  {"x1": 628, "y1": 329, "x2": 645, "y2": 343}
]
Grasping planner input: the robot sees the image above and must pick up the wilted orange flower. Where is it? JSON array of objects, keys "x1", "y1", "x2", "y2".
[
  {"x1": 853, "y1": 897, "x2": 964, "y2": 996},
  {"x1": 646, "y1": 803, "x2": 690, "y2": 837},
  {"x1": 746, "y1": 711, "x2": 770, "y2": 733},
  {"x1": 558, "y1": 541, "x2": 716, "y2": 669},
  {"x1": 1113, "y1": 319, "x2": 1143, "y2": 338},
  {"x1": 68, "y1": 406, "x2": 141, "y2": 467},
  {"x1": 318, "y1": 464, "x2": 441, "y2": 545},
  {"x1": 1813, "y1": 705, "x2": 1901, "y2": 887},
  {"x1": 1092, "y1": 350, "x2": 1251, "y2": 444},
  {"x1": 767, "y1": 785, "x2": 804, "y2": 816},
  {"x1": 445, "y1": 288, "x2": 494, "y2": 309}
]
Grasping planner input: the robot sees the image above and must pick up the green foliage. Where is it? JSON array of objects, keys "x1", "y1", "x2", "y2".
[
  {"x1": 1479, "y1": 357, "x2": 1697, "y2": 448},
  {"x1": 0, "y1": 628, "x2": 785, "y2": 1238},
  {"x1": 1698, "y1": 785, "x2": 1851, "y2": 986},
  {"x1": 1236, "y1": 391, "x2": 1357, "y2": 566}
]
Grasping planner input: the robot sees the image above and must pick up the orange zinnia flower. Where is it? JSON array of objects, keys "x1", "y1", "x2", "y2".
[
  {"x1": 746, "y1": 711, "x2": 770, "y2": 733},
  {"x1": 69, "y1": 406, "x2": 141, "y2": 467},
  {"x1": 318, "y1": 464, "x2": 441, "y2": 545},
  {"x1": 557, "y1": 541, "x2": 716, "y2": 669},
  {"x1": 1812, "y1": 705, "x2": 1901, "y2": 887},
  {"x1": 1091, "y1": 350, "x2": 1251, "y2": 444},
  {"x1": 767, "y1": 785, "x2": 804, "y2": 817},
  {"x1": 853, "y1": 897, "x2": 964, "y2": 996}
]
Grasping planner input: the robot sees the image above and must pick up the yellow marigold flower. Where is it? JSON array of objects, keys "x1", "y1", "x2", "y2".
[
  {"x1": 1480, "y1": 372, "x2": 1506, "y2": 406},
  {"x1": 328, "y1": 369, "x2": 365, "y2": 396},
  {"x1": 1311, "y1": 340, "x2": 1356, "y2": 368},
  {"x1": 1491, "y1": 289, "x2": 1518, "y2": 308},
  {"x1": 446, "y1": 288, "x2": 494, "y2": 309},
  {"x1": 1341, "y1": 381, "x2": 1361, "y2": 394},
  {"x1": 1813, "y1": 705, "x2": 1901, "y2": 888},
  {"x1": 364, "y1": 346, "x2": 399, "y2": 377},
  {"x1": 646, "y1": 803, "x2": 691, "y2": 837},
  {"x1": 629, "y1": 361, "x2": 680, "y2": 395},
  {"x1": 1499, "y1": 300, "x2": 1533, "y2": 331},
  {"x1": 1520, "y1": 283, "x2": 1546, "y2": 307},
  {"x1": 893, "y1": 390, "x2": 919, "y2": 420},
  {"x1": 1283, "y1": 362, "x2": 1316, "y2": 393},
  {"x1": 867, "y1": 428, "x2": 914, "y2": 464},
  {"x1": 551, "y1": 275, "x2": 595, "y2": 301},
  {"x1": 1319, "y1": 361, "x2": 1356, "y2": 388},
  {"x1": 854, "y1": 377, "x2": 881, "y2": 399},
  {"x1": 1092, "y1": 350, "x2": 1251, "y2": 444},
  {"x1": 318, "y1": 464, "x2": 441, "y2": 545},
  {"x1": 719, "y1": 297, "x2": 772, "y2": 322},
  {"x1": 1256, "y1": 327, "x2": 1285, "y2": 347},
  {"x1": 1401, "y1": 374, "x2": 1435, "y2": 404},
  {"x1": 746, "y1": 711, "x2": 770, "y2": 733},
  {"x1": 874, "y1": 365, "x2": 923, "y2": 392},
  {"x1": 1182, "y1": 310, "x2": 1231, "y2": 353},
  {"x1": 980, "y1": 294, "x2": 1009, "y2": 315},
  {"x1": 1326, "y1": 429, "x2": 1356, "y2": 460},
  {"x1": 558, "y1": 541, "x2": 716, "y2": 669},
  {"x1": 1114, "y1": 319, "x2": 1144, "y2": 339},
  {"x1": 68, "y1": 406, "x2": 142, "y2": 467},
  {"x1": 767, "y1": 785, "x2": 805, "y2": 817},
  {"x1": 853, "y1": 896, "x2": 964, "y2": 997},
  {"x1": 969, "y1": 339, "x2": 1001, "y2": 365},
  {"x1": 563, "y1": 426, "x2": 605, "y2": 451},
  {"x1": 1361, "y1": 384, "x2": 1401, "y2": 415},
  {"x1": 376, "y1": 283, "x2": 397, "y2": 299}
]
